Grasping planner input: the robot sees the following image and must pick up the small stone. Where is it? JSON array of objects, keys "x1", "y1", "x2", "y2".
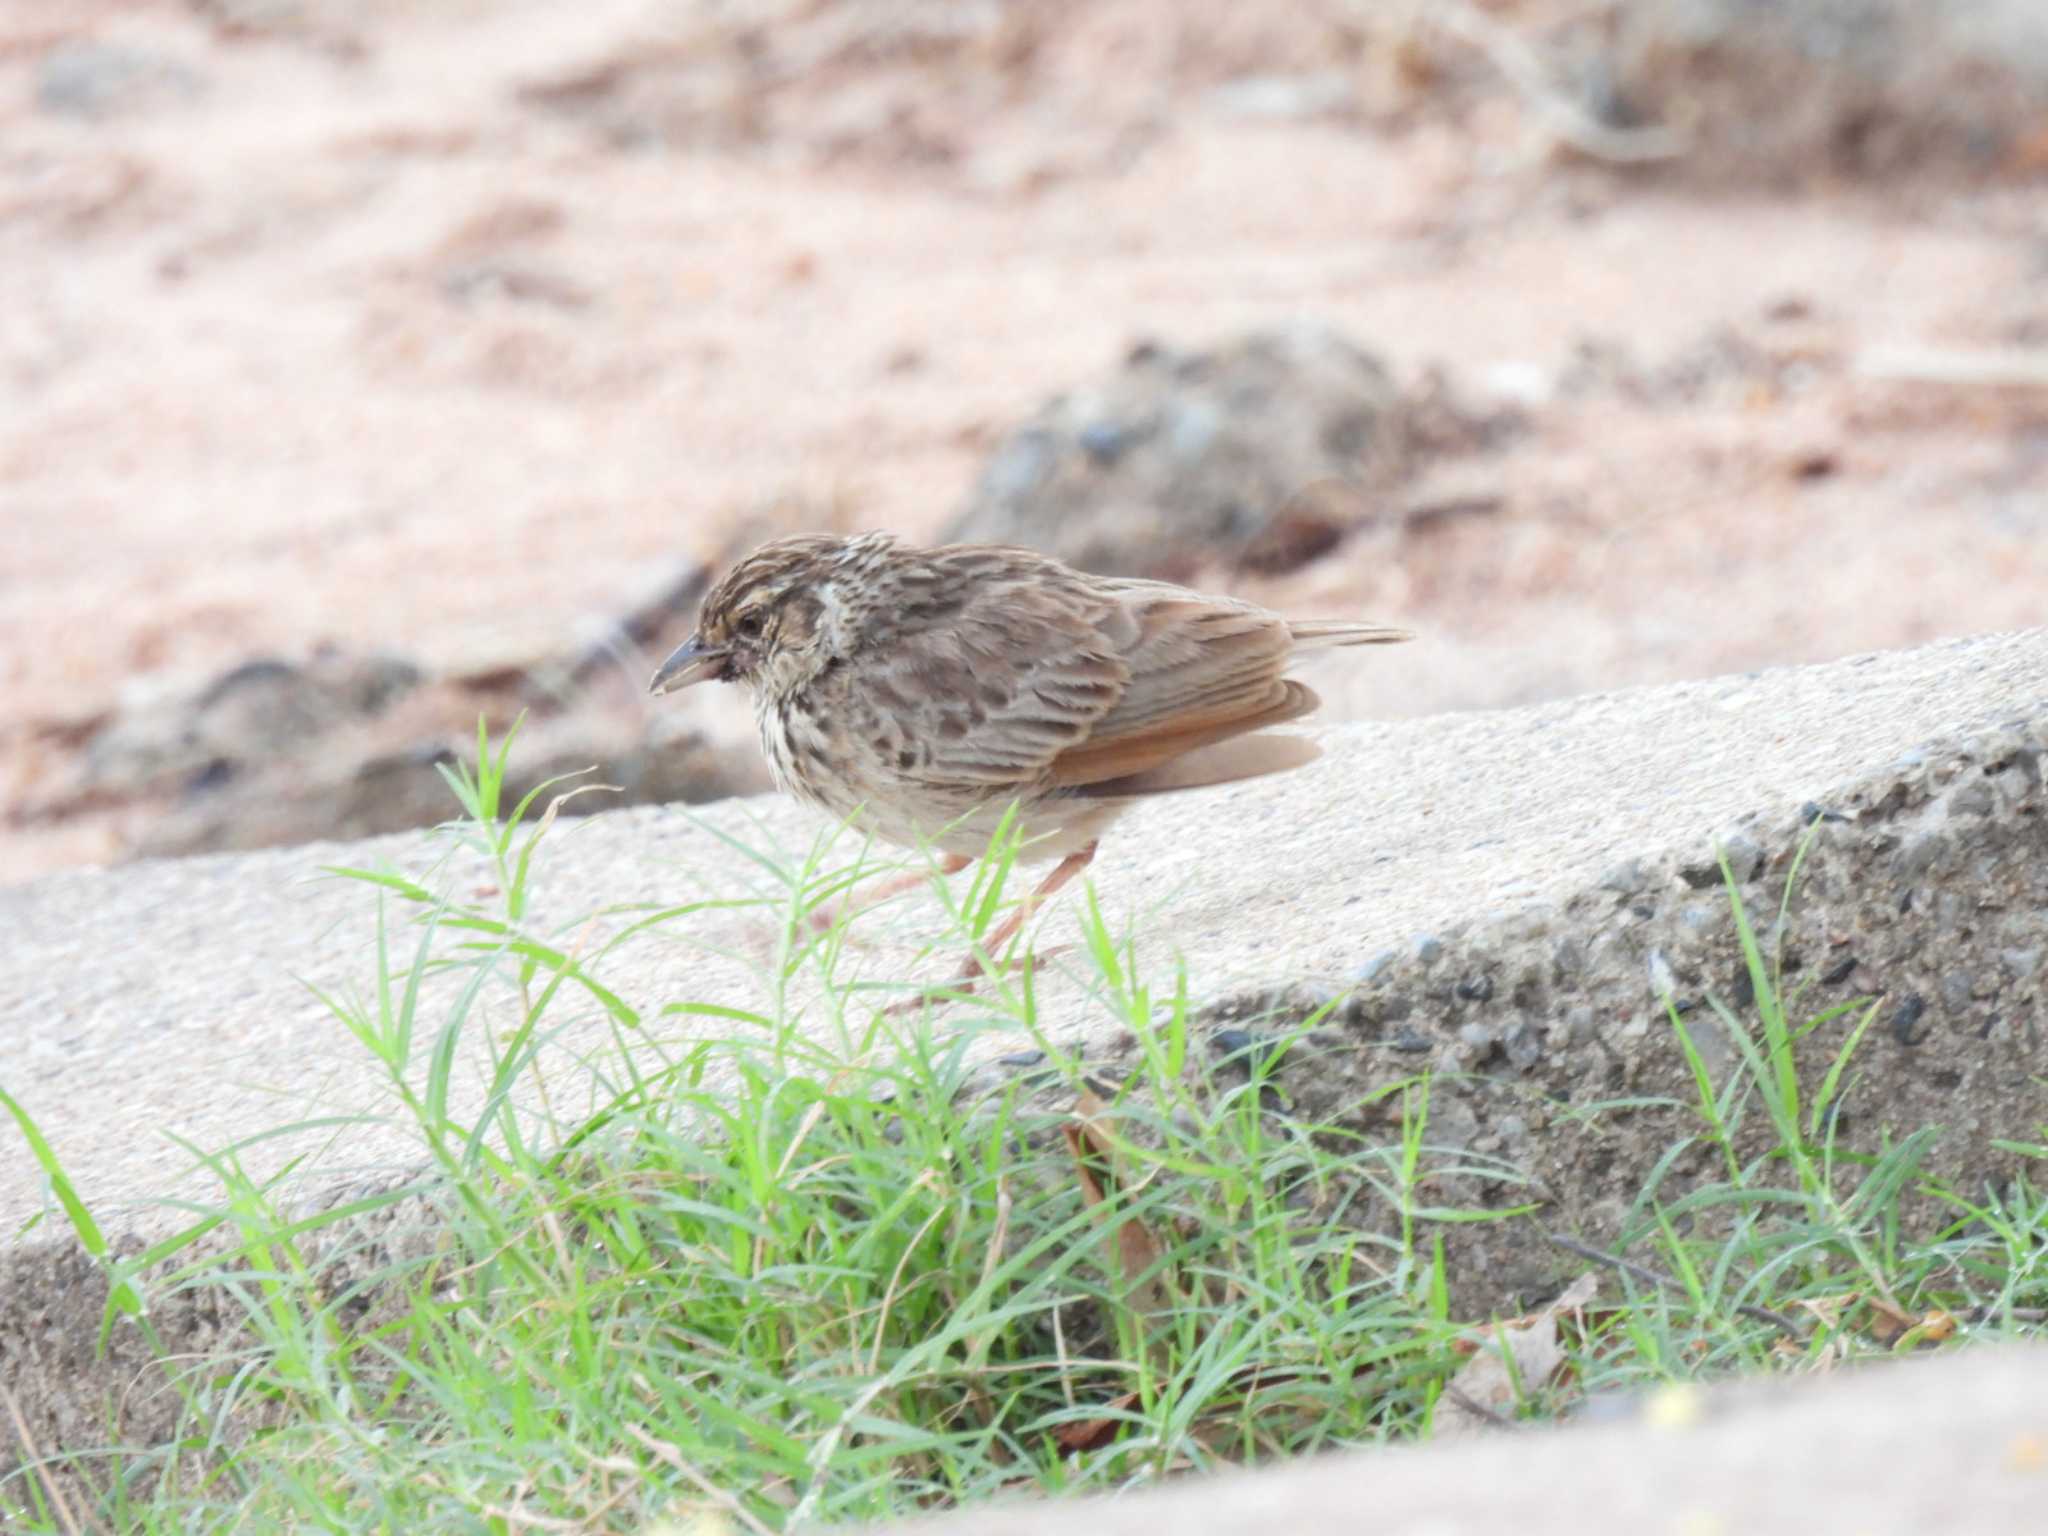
[
  {"x1": 1890, "y1": 994, "x2": 1929, "y2": 1046},
  {"x1": 1681, "y1": 830, "x2": 1763, "y2": 888},
  {"x1": 1992, "y1": 745, "x2": 2041, "y2": 789},
  {"x1": 1725, "y1": 833, "x2": 1764, "y2": 879},
  {"x1": 1357, "y1": 949, "x2": 1399, "y2": 985},
  {"x1": 1414, "y1": 934, "x2": 1445, "y2": 966},
  {"x1": 1727, "y1": 968, "x2": 1756, "y2": 1011},
  {"x1": 1390, "y1": 1027, "x2": 1433, "y2": 1054},
  {"x1": 1947, "y1": 780, "x2": 1995, "y2": 817},
  {"x1": 1296, "y1": 983, "x2": 1345, "y2": 1017},
  {"x1": 1677, "y1": 902, "x2": 1721, "y2": 935},
  {"x1": 1560, "y1": 1006, "x2": 1596, "y2": 1045},
  {"x1": 1940, "y1": 972, "x2": 1976, "y2": 1013},
  {"x1": 1894, "y1": 831, "x2": 1948, "y2": 879},
  {"x1": 1601, "y1": 859, "x2": 1651, "y2": 895},
  {"x1": 1211, "y1": 1028, "x2": 1255, "y2": 1059},
  {"x1": 1999, "y1": 948, "x2": 2039, "y2": 980},
  {"x1": 1504, "y1": 1021, "x2": 1544, "y2": 1069},
  {"x1": 1646, "y1": 949, "x2": 1678, "y2": 1001},
  {"x1": 1455, "y1": 973, "x2": 1494, "y2": 1003},
  {"x1": 997, "y1": 1050, "x2": 1046, "y2": 1070},
  {"x1": 1821, "y1": 955, "x2": 1859, "y2": 986},
  {"x1": 1428, "y1": 1097, "x2": 1481, "y2": 1152},
  {"x1": 1454, "y1": 1027, "x2": 1496, "y2": 1068}
]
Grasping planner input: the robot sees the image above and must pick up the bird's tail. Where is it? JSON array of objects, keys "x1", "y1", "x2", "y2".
[{"x1": 1286, "y1": 619, "x2": 1413, "y2": 651}]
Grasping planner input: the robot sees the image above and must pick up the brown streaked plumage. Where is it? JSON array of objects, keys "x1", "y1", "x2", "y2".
[{"x1": 650, "y1": 531, "x2": 1409, "y2": 977}]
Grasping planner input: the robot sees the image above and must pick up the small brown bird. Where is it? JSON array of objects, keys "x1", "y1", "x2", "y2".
[{"x1": 650, "y1": 532, "x2": 1408, "y2": 976}]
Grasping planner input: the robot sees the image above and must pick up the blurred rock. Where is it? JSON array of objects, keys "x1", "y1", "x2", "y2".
[
  {"x1": 83, "y1": 649, "x2": 423, "y2": 801},
  {"x1": 133, "y1": 709, "x2": 766, "y2": 860},
  {"x1": 944, "y1": 325, "x2": 1515, "y2": 579},
  {"x1": 32, "y1": 539, "x2": 770, "y2": 864},
  {"x1": 1602, "y1": 0, "x2": 2048, "y2": 181}
]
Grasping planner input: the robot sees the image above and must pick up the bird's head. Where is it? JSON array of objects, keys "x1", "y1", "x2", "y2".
[{"x1": 649, "y1": 532, "x2": 894, "y2": 698}]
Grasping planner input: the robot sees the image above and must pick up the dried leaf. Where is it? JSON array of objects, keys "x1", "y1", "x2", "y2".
[
  {"x1": 1861, "y1": 1292, "x2": 1917, "y2": 1345},
  {"x1": 1893, "y1": 1309, "x2": 1960, "y2": 1350},
  {"x1": 1054, "y1": 1392, "x2": 1139, "y2": 1452},
  {"x1": 1436, "y1": 1274, "x2": 1597, "y2": 1437}
]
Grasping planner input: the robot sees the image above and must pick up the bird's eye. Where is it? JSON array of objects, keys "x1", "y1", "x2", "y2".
[{"x1": 733, "y1": 610, "x2": 765, "y2": 641}]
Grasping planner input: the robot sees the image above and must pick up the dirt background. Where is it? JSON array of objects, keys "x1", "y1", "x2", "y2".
[{"x1": 5, "y1": 0, "x2": 2047, "y2": 882}]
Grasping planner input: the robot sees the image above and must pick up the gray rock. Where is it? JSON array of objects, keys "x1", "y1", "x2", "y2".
[
  {"x1": 942, "y1": 325, "x2": 1517, "y2": 578},
  {"x1": 1357, "y1": 949, "x2": 1399, "y2": 985},
  {"x1": 81, "y1": 650, "x2": 423, "y2": 800},
  {"x1": 1456, "y1": 1022, "x2": 1496, "y2": 1053},
  {"x1": 1939, "y1": 970, "x2": 1977, "y2": 1013},
  {"x1": 1601, "y1": 859, "x2": 1653, "y2": 895},
  {"x1": 1948, "y1": 779, "x2": 1996, "y2": 817},
  {"x1": 1504, "y1": 1021, "x2": 1545, "y2": 1070},
  {"x1": 1894, "y1": 829, "x2": 1949, "y2": 879}
]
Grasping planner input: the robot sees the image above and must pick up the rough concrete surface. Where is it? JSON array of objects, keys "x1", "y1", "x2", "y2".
[
  {"x1": 884, "y1": 1346, "x2": 2048, "y2": 1535},
  {"x1": 3, "y1": 627, "x2": 2046, "y2": 1480}
]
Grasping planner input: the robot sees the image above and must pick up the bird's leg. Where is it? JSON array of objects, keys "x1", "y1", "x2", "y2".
[
  {"x1": 957, "y1": 842, "x2": 1097, "y2": 982},
  {"x1": 809, "y1": 853, "x2": 972, "y2": 935}
]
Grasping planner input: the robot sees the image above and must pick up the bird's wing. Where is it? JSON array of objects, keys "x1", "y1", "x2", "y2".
[
  {"x1": 865, "y1": 549, "x2": 1130, "y2": 793},
  {"x1": 870, "y1": 559, "x2": 1320, "y2": 798},
  {"x1": 1041, "y1": 581, "x2": 1310, "y2": 790}
]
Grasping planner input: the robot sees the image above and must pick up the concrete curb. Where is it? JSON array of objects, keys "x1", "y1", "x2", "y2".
[{"x1": 881, "y1": 1346, "x2": 2048, "y2": 1535}]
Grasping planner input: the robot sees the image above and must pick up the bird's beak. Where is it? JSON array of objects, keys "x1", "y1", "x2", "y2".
[{"x1": 648, "y1": 634, "x2": 727, "y2": 695}]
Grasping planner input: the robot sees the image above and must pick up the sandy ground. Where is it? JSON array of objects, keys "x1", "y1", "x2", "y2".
[{"x1": 4, "y1": 0, "x2": 2046, "y2": 880}]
